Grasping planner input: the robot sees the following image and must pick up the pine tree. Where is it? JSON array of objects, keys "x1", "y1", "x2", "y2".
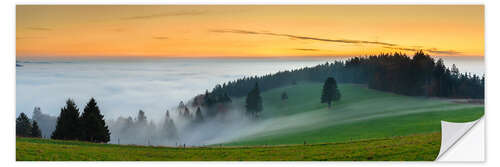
[
  {"x1": 183, "y1": 107, "x2": 191, "y2": 119},
  {"x1": 321, "y1": 77, "x2": 341, "y2": 108},
  {"x1": 245, "y1": 83, "x2": 263, "y2": 117},
  {"x1": 51, "y1": 99, "x2": 81, "y2": 140},
  {"x1": 136, "y1": 110, "x2": 147, "y2": 126},
  {"x1": 31, "y1": 121, "x2": 42, "y2": 138},
  {"x1": 16, "y1": 112, "x2": 32, "y2": 137},
  {"x1": 162, "y1": 110, "x2": 179, "y2": 141},
  {"x1": 80, "y1": 98, "x2": 111, "y2": 143},
  {"x1": 32, "y1": 106, "x2": 56, "y2": 139},
  {"x1": 194, "y1": 107, "x2": 204, "y2": 123}
]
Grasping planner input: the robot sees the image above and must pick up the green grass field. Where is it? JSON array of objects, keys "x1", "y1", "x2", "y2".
[
  {"x1": 16, "y1": 83, "x2": 483, "y2": 161},
  {"x1": 17, "y1": 132, "x2": 440, "y2": 161},
  {"x1": 226, "y1": 83, "x2": 483, "y2": 146}
]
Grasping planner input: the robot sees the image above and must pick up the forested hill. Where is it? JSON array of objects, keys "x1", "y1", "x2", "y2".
[{"x1": 205, "y1": 51, "x2": 484, "y2": 104}]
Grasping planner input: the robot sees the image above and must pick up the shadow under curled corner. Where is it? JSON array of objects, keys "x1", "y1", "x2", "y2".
[{"x1": 436, "y1": 116, "x2": 484, "y2": 161}]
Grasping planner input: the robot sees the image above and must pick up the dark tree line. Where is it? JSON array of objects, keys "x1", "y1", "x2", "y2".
[
  {"x1": 16, "y1": 112, "x2": 42, "y2": 138},
  {"x1": 204, "y1": 51, "x2": 483, "y2": 100},
  {"x1": 110, "y1": 109, "x2": 179, "y2": 145},
  {"x1": 51, "y1": 98, "x2": 110, "y2": 143}
]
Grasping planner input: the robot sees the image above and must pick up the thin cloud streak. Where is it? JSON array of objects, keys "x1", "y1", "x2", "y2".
[
  {"x1": 294, "y1": 48, "x2": 320, "y2": 52},
  {"x1": 211, "y1": 29, "x2": 398, "y2": 47},
  {"x1": 153, "y1": 36, "x2": 169, "y2": 40},
  {"x1": 383, "y1": 46, "x2": 462, "y2": 55},
  {"x1": 17, "y1": 36, "x2": 47, "y2": 40},
  {"x1": 121, "y1": 11, "x2": 206, "y2": 20},
  {"x1": 26, "y1": 27, "x2": 52, "y2": 31}
]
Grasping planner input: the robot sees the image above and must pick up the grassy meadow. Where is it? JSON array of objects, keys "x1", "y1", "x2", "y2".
[
  {"x1": 17, "y1": 132, "x2": 440, "y2": 161},
  {"x1": 16, "y1": 83, "x2": 483, "y2": 161},
  {"x1": 226, "y1": 83, "x2": 483, "y2": 146}
]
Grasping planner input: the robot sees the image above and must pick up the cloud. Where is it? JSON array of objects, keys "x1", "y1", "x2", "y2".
[
  {"x1": 425, "y1": 48, "x2": 462, "y2": 55},
  {"x1": 383, "y1": 46, "x2": 462, "y2": 55},
  {"x1": 16, "y1": 36, "x2": 47, "y2": 40},
  {"x1": 153, "y1": 36, "x2": 169, "y2": 40},
  {"x1": 294, "y1": 48, "x2": 320, "y2": 52},
  {"x1": 121, "y1": 11, "x2": 205, "y2": 20},
  {"x1": 211, "y1": 29, "x2": 398, "y2": 47},
  {"x1": 110, "y1": 28, "x2": 125, "y2": 32},
  {"x1": 26, "y1": 27, "x2": 52, "y2": 31}
]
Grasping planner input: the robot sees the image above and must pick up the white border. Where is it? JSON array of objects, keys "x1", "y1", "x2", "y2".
[{"x1": 3, "y1": 0, "x2": 497, "y2": 166}]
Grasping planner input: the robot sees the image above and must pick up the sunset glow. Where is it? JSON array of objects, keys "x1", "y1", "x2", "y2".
[{"x1": 16, "y1": 5, "x2": 484, "y2": 58}]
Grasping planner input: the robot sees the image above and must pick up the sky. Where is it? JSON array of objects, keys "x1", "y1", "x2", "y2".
[{"x1": 16, "y1": 5, "x2": 484, "y2": 58}]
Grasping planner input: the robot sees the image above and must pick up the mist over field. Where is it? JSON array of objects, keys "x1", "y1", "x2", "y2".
[{"x1": 16, "y1": 57, "x2": 484, "y2": 145}]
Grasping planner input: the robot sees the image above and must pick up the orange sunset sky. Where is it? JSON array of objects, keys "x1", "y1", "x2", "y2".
[{"x1": 16, "y1": 5, "x2": 484, "y2": 58}]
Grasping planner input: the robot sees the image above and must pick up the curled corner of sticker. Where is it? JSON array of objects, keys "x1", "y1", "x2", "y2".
[{"x1": 436, "y1": 117, "x2": 483, "y2": 160}]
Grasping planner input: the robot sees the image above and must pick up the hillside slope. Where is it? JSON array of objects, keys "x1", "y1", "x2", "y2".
[{"x1": 226, "y1": 83, "x2": 483, "y2": 145}]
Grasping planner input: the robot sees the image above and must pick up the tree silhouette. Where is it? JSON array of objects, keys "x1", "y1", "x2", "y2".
[
  {"x1": 31, "y1": 121, "x2": 42, "y2": 138},
  {"x1": 16, "y1": 112, "x2": 32, "y2": 137},
  {"x1": 136, "y1": 110, "x2": 147, "y2": 126},
  {"x1": 245, "y1": 83, "x2": 263, "y2": 118},
  {"x1": 205, "y1": 51, "x2": 483, "y2": 100},
  {"x1": 51, "y1": 99, "x2": 81, "y2": 140},
  {"x1": 321, "y1": 77, "x2": 341, "y2": 108},
  {"x1": 194, "y1": 107, "x2": 204, "y2": 123},
  {"x1": 80, "y1": 98, "x2": 110, "y2": 143}
]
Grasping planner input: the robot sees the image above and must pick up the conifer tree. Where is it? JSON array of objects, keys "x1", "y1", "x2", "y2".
[
  {"x1": 194, "y1": 107, "x2": 204, "y2": 123},
  {"x1": 80, "y1": 98, "x2": 110, "y2": 143},
  {"x1": 31, "y1": 120, "x2": 42, "y2": 138},
  {"x1": 16, "y1": 112, "x2": 32, "y2": 137},
  {"x1": 321, "y1": 77, "x2": 341, "y2": 108},
  {"x1": 51, "y1": 99, "x2": 81, "y2": 140},
  {"x1": 245, "y1": 83, "x2": 263, "y2": 117},
  {"x1": 136, "y1": 110, "x2": 147, "y2": 126}
]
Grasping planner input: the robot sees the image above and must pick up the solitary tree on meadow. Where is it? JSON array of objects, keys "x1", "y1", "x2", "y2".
[
  {"x1": 321, "y1": 77, "x2": 341, "y2": 108},
  {"x1": 246, "y1": 82, "x2": 263, "y2": 118}
]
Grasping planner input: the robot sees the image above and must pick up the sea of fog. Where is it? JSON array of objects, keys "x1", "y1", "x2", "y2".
[
  {"x1": 16, "y1": 56, "x2": 484, "y2": 121},
  {"x1": 16, "y1": 56, "x2": 484, "y2": 145}
]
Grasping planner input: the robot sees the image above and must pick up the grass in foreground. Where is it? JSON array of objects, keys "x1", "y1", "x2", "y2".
[{"x1": 17, "y1": 132, "x2": 440, "y2": 161}]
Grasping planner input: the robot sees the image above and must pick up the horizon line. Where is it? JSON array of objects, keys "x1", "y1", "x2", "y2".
[{"x1": 16, "y1": 54, "x2": 484, "y2": 60}]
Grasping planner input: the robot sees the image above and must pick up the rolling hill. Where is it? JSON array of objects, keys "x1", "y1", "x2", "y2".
[
  {"x1": 225, "y1": 82, "x2": 483, "y2": 145},
  {"x1": 16, "y1": 83, "x2": 483, "y2": 161}
]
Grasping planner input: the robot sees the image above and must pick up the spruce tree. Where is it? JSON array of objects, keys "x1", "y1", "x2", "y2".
[
  {"x1": 194, "y1": 107, "x2": 204, "y2": 123},
  {"x1": 16, "y1": 112, "x2": 32, "y2": 137},
  {"x1": 321, "y1": 77, "x2": 341, "y2": 108},
  {"x1": 31, "y1": 121, "x2": 42, "y2": 138},
  {"x1": 245, "y1": 83, "x2": 263, "y2": 117},
  {"x1": 163, "y1": 110, "x2": 179, "y2": 141},
  {"x1": 51, "y1": 99, "x2": 81, "y2": 140},
  {"x1": 80, "y1": 98, "x2": 110, "y2": 143},
  {"x1": 136, "y1": 110, "x2": 147, "y2": 126}
]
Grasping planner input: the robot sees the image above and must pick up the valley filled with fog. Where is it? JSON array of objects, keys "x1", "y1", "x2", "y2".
[{"x1": 16, "y1": 57, "x2": 484, "y2": 146}]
